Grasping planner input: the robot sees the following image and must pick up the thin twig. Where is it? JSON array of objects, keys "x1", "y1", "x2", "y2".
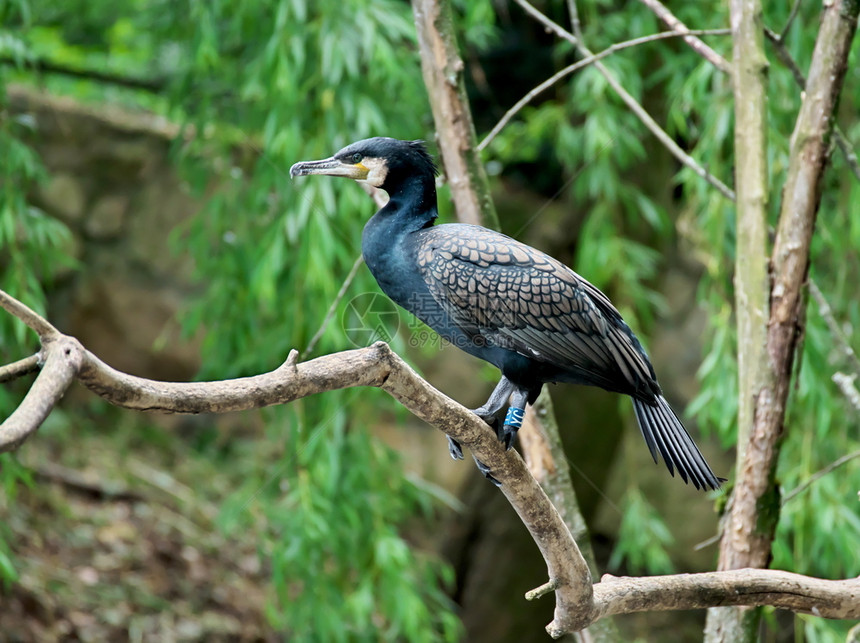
[
  {"x1": 479, "y1": 29, "x2": 730, "y2": 153},
  {"x1": 513, "y1": 0, "x2": 736, "y2": 201},
  {"x1": 635, "y1": 0, "x2": 732, "y2": 73},
  {"x1": 302, "y1": 254, "x2": 365, "y2": 358},
  {"x1": 693, "y1": 532, "x2": 721, "y2": 551},
  {"x1": 764, "y1": 27, "x2": 806, "y2": 87},
  {"x1": 779, "y1": 0, "x2": 804, "y2": 42},
  {"x1": 835, "y1": 134, "x2": 860, "y2": 183},
  {"x1": 833, "y1": 373, "x2": 860, "y2": 414},
  {"x1": 783, "y1": 449, "x2": 860, "y2": 503},
  {"x1": 809, "y1": 279, "x2": 860, "y2": 376},
  {"x1": 300, "y1": 183, "x2": 389, "y2": 357},
  {"x1": 29, "y1": 460, "x2": 143, "y2": 501},
  {"x1": 0, "y1": 55, "x2": 165, "y2": 93},
  {"x1": 516, "y1": 0, "x2": 578, "y2": 45},
  {"x1": 0, "y1": 353, "x2": 41, "y2": 383},
  {"x1": 526, "y1": 578, "x2": 559, "y2": 601},
  {"x1": 764, "y1": 28, "x2": 860, "y2": 183}
]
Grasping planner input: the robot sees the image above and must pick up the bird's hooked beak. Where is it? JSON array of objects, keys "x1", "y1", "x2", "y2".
[{"x1": 289, "y1": 156, "x2": 369, "y2": 181}]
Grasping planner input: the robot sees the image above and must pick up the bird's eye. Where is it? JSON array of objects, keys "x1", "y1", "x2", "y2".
[{"x1": 351, "y1": 153, "x2": 363, "y2": 164}]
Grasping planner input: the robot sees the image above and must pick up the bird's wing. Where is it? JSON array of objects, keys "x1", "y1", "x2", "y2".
[{"x1": 415, "y1": 225, "x2": 658, "y2": 397}]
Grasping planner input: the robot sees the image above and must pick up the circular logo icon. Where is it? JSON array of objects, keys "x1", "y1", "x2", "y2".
[{"x1": 342, "y1": 293, "x2": 401, "y2": 347}]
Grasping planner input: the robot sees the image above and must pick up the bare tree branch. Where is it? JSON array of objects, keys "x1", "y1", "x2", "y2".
[
  {"x1": 411, "y1": 2, "x2": 618, "y2": 637},
  {"x1": 763, "y1": 27, "x2": 860, "y2": 184},
  {"x1": 809, "y1": 279, "x2": 860, "y2": 376},
  {"x1": 479, "y1": 28, "x2": 730, "y2": 153},
  {"x1": 0, "y1": 290, "x2": 59, "y2": 339},
  {"x1": 833, "y1": 373, "x2": 860, "y2": 414},
  {"x1": 704, "y1": 4, "x2": 770, "y2": 636},
  {"x1": 512, "y1": 0, "x2": 736, "y2": 201},
  {"x1": 0, "y1": 287, "x2": 592, "y2": 634},
  {"x1": 0, "y1": 354, "x2": 41, "y2": 383},
  {"x1": 635, "y1": 0, "x2": 732, "y2": 73},
  {"x1": 639, "y1": 0, "x2": 860, "y2": 186},
  {"x1": 302, "y1": 254, "x2": 365, "y2": 358},
  {"x1": 521, "y1": 390, "x2": 620, "y2": 641},
  {"x1": 728, "y1": 0, "x2": 770, "y2": 460},
  {"x1": 594, "y1": 570, "x2": 860, "y2": 620},
  {"x1": 779, "y1": 0, "x2": 804, "y2": 41},
  {"x1": 783, "y1": 448, "x2": 860, "y2": 503}
]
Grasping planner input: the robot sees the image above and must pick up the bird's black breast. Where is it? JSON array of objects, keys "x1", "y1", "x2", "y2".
[{"x1": 413, "y1": 224, "x2": 661, "y2": 399}]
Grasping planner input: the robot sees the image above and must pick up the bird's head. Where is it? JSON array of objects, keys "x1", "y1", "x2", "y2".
[{"x1": 289, "y1": 137, "x2": 437, "y2": 193}]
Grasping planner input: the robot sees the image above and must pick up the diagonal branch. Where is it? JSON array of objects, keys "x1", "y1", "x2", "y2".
[
  {"x1": 478, "y1": 28, "x2": 730, "y2": 153},
  {"x1": 512, "y1": 0, "x2": 736, "y2": 201},
  {"x1": 783, "y1": 448, "x2": 860, "y2": 503},
  {"x1": 635, "y1": 0, "x2": 732, "y2": 73},
  {"x1": 637, "y1": 1, "x2": 860, "y2": 187},
  {"x1": 809, "y1": 279, "x2": 860, "y2": 376},
  {"x1": 763, "y1": 27, "x2": 860, "y2": 184},
  {"x1": 0, "y1": 290, "x2": 60, "y2": 339}
]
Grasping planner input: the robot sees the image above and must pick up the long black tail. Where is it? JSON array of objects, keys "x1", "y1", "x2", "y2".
[{"x1": 632, "y1": 395, "x2": 723, "y2": 491}]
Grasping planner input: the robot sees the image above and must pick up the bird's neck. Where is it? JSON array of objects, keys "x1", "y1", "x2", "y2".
[
  {"x1": 361, "y1": 175, "x2": 437, "y2": 299},
  {"x1": 364, "y1": 175, "x2": 438, "y2": 240},
  {"x1": 380, "y1": 174, "x2": 438, "y2": 228}
]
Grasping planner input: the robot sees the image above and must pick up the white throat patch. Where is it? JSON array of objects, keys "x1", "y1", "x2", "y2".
[{"x1": 358, "y1": 157, "x2": 389, "y2": 188}]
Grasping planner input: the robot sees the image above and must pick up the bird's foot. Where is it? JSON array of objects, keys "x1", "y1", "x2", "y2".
[
  {"x1": 500, "y1": 406, "x2": 525, "y2": 450},
  {"x1": 473, "y1": 456, "x2": 501, "y2": 487},
  {"x1": 447, "y1": 436, "x2": 464, "y2": 461},
  {"x1": 470, "y1": 406, "x2": 501, "y2": 430}
]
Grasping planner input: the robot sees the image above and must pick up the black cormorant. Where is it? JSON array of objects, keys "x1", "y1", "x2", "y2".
[{"x1": 290, "y1": 137, "x2": 722, "y2": 491}]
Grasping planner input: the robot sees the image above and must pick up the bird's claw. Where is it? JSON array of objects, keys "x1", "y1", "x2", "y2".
[
  {"x1": 500, "y1": 423, "x2": 519, "y2": 450},
  {"x1": 499, "y1": 406, "x2": 525, "y2": 450},
  {"x1": 471, "y1": 407, "x2": 500, "y2": 430},
  {"x1": 447, "y1": 436, "x2": 464, "y2": 461},
  {"x1": 474, "y1": 457, "x2": 502, "y2": 487}
]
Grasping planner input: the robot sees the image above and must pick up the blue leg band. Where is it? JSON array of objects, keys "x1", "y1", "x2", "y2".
[{"x1": 504, "y1": 406, "x2": 525, "y2": 429}]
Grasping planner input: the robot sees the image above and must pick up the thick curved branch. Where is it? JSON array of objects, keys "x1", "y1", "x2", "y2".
[
  {"x1": 2, "y1": 288, "x2": 859, "y2": 635},
  {"x1": 0, "y1": 288, "x2": 591, "y2": 634},
  {"x1": 0, "y1": 336, "x2": 82, "y2": 451},
  {"x1": 593, "y1": 570, "x2": 860, "y2": 621}
]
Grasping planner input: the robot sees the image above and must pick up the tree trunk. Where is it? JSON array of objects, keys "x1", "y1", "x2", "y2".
[{"x1": 707, "y1": 1, "x2": 860, "y2": 640}]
